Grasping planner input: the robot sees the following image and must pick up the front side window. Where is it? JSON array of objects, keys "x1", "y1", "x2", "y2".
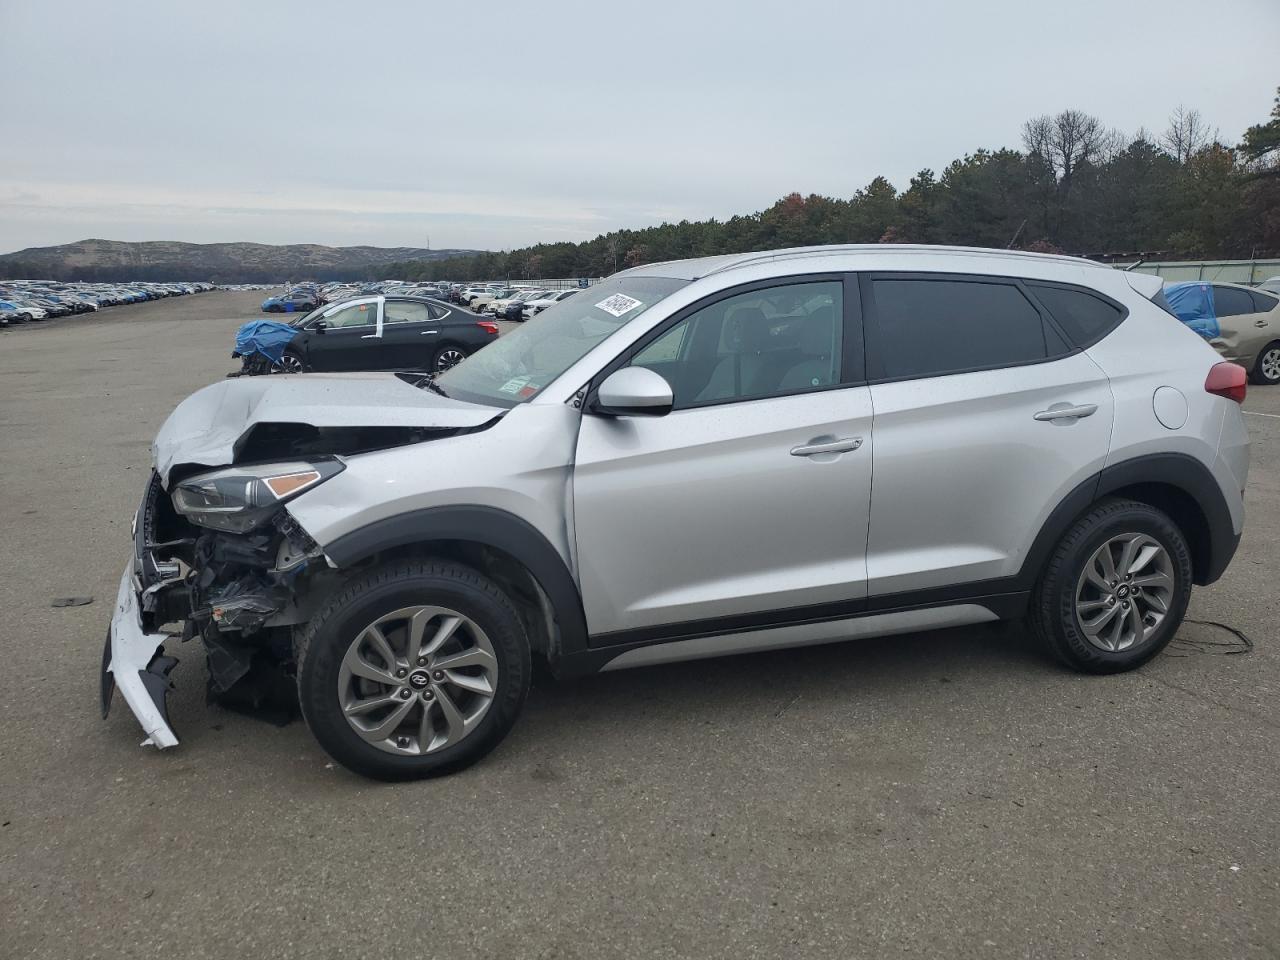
[
  {"x1": 384, "y1": 301, "x2": 431, "y2": 324},
  {"x1": 323, "y1": 301, "x2": 377, "y2": 328},
  {"x1": 435, "y1": 275, "x2": 687, "y2": 407},
  {"x1": 630, "y1": 280, "x2": 843, "y2": 409},
  {"x1": 870, "y1": 278, "x2": 1052, "y2": 380}
]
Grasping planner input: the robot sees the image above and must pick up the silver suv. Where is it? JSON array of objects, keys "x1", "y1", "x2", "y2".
[{"x1": 103, "y1": 245, "x2": 1251, "y2": 780}]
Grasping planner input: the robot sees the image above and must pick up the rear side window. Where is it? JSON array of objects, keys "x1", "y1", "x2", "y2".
[
  {"x1": 1213, "y1": 286, "x2": 1256, "y2": 318},
  {"x1": 384, "y1": 301, "x2": 431, "y2": 324},
  {"x1": 869, "y1": 278, "x2": 1052, "y2": 380},
  {"x1": 1249, "y1": 290, "x2": 1278, "y2": 313},
  {"x1": 1027, "y1": 283, "x2": 1125, "y2": 346}
]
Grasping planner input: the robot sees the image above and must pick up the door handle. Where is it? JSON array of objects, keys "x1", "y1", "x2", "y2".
[
  {"x1": 1255, "y1": 320, "x2": 1269, "y2": 328},
  {"x1": 420, "y1": 330, "x2": 439, "y2": 335},
  {"x1": 1034, "y1": 403, "x2": 1098, "y2": 422},
  {"x1": 790, "y1": 437, "x2": 863, "y2": 457}
]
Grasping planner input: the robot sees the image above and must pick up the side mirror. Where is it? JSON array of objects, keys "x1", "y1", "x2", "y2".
[
  {"x1": 594, "y1": 367, "x2": 674, "y2": 417},
  {"x1": 315, "y1": 319, "x2": 327, "y2": 334}
]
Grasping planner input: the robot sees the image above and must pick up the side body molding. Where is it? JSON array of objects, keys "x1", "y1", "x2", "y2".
[{"x1": 321, "y1": 505, "x2": 590, "y2": 658}]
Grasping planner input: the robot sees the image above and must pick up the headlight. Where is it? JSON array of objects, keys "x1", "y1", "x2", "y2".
[{"x1": 171, "y1": 459, "x2": 344, "y2": 533}]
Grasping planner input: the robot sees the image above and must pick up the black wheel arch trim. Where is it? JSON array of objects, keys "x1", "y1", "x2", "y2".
[
  {"x1": 321, "y1": 505, "x2": 590, "y2": 657},
  {"x1": 1015, "y1": 452, "x2": 1237, "y2": 590}
]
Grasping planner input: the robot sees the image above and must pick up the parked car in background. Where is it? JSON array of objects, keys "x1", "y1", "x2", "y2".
[
  {"x1": 105, "y1": 244, "x2": 1249, "y2": 780},
  {"x1": 0, "y1": 279, "x2": 211, "y2": 326},
  {"x1": 262, "y1": 290, "x2": 319, "y2": 313},
  {"x1": 459, "y1": 286, "x2": 488, "y2": 305},
  {"x1": 468, "y1": 287, "x2": 515, "y2": 313},
  {"x1": 522, "y1": 289, "x2": 578, "y2": 318},
  {"x1": 1257, "y1": 277, "x2": 1280, "y2": 295},
  {"x1": 1165, "y1": 281, "x2": 1280, "y2": 385},
  {"x1": 488, "y1": 289, "x2": 548, "y2": 318},
  {"x1": 237, "y1": 295, "x2": 499, "y2": 374},
  {"x1": 0, "y1": 301, "x2": 37, "y2": 325}
]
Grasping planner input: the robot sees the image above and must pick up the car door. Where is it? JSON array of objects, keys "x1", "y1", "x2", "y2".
[
  {"x1": 377, "y1": 299, "x2": 439, "y2": 369},
  {"x1": 861, "y1": 272, "x2": 1115, "y2": 600},
  {"x1": 572, "y1": 276, "x2": 874, "y2": 642},
  {"x1": 305, "y1": 297, "x2": 383, "y2": 371}
]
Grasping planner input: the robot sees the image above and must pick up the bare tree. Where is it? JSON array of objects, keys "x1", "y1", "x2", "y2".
[
  {"x1": 1021, "y1": 109, "x2": 1112, "y2": 187},
  {"x1": 1161, "y1": 105, "x2": 1215, "y2": 163}
]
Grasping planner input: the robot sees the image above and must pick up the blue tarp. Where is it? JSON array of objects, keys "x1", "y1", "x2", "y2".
[
  {"x1": 1164, "y1": 282, "x2": 1220, "y2": 339},
  {"x1": 234, "y1": 319, "x2": 300, "y2": 363}
]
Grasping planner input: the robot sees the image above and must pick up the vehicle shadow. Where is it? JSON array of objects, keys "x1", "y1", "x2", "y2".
[{"x1": 516, "y1": 621, "x2": 1054, "y2": 744}]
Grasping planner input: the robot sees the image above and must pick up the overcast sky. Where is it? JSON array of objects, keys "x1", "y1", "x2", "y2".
[{"x1": 1, "y1": 0, "x2": 1277, "y2": 255}]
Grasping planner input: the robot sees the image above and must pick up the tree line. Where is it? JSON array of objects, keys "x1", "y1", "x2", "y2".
[{"x1": 379, "y1": 90, "x2": 1280, "y2": 282}]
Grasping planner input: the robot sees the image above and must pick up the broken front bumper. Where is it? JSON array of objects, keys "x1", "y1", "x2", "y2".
[{"x1": 102, "y1": 564, "x2": 179, "y2": 749}]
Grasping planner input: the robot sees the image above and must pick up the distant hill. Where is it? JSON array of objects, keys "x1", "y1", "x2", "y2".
[{"x1": 0, "y1": 239, "x2": 482, "y2": 283}]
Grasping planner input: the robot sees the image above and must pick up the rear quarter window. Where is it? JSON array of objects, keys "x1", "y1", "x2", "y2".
[
  {"x1": 1026, "y1": 282, "x2": 1126, "y2": 346},
  {"x1": 1249, "y1": 290, "x2": 1278, "y2": 314}
]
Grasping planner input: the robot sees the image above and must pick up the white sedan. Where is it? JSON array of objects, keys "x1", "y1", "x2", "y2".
[{"x1": 522, "y1": 289, "x2": 580, "y2": 318}]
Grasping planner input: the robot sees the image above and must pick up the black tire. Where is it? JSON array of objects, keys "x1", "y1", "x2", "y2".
[
  {"x1": 295, "y1": 559, "x2": 530, "y2": 780},
  {"x1": 434, "y1": 344, "x2": 468, "y2": 372},
  {"x1": 278, "y1": 349, "x2": 307, "y2": 374},
  {"x1": 1249, "y1": 340, "x2": 1280, "y2": 385},
  {"x1": 1030, "y1": 497, "x2": 1192, "y2": 674}
]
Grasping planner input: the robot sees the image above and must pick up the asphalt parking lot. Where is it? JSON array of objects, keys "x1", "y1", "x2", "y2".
[{"x1": 1, "y1": 290, "x2": 1277, "y2": 959}]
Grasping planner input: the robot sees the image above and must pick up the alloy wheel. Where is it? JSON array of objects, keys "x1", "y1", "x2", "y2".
[
  {"x1": 1074, "y1": 533, "x2": 1175, "y2": 652},
  {"x1": 338, "y1": 605, "x2": 498, "y2": 756},
  {"x1": 436, "y1": 348, "x2": 466, "y2": 372},
  {"x1": 1261, "y1": 346, "x2": 1280, "y2": 383},
  {"x1": 279, "y1": 353, "x2": 304, "y2": 374}
]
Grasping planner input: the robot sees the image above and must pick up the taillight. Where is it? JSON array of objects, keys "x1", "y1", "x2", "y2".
[
  {"x1": 1205, "y1": 362, "x2": 1247, "y2": 404},
  {"x1": 476, "y1": 320, "x2": 499, "y2": 335}
]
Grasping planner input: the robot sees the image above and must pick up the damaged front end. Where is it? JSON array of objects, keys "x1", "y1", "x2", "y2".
[
  {"x1": 104, "y1": 374, "x2": 505, "y2": 749},
  {"x1": 103, "y1": 464, "x2": 335, "y2": 746}
]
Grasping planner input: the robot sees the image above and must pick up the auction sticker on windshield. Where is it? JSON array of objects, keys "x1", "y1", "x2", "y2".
[
  {"x1": 499, "y1": 375, "x2": 533, "y2": 395},
  {"x1": 595, "y1": 294, "x2": 643, "y2": 318}
]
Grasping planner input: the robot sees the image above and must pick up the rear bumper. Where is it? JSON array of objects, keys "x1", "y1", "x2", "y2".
[{"x1": 103, "y1": 564, "x2": 179, "y2": 749}]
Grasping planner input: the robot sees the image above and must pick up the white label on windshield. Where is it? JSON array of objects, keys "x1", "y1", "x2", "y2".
[
  {"x1": 595, "y1": 293, "x2": 643, "y2": 317},
  {"x1": 499, "y1": 375, "x2": 532, "y2": 395}
]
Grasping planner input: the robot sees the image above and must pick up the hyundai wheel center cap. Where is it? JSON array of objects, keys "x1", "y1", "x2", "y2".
[{"x1": 408, "y1": 671, "x2": 430, "y2": 689}]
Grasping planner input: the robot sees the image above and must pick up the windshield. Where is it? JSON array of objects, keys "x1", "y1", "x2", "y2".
[
  {"x1": 291, "y1": 302, "x2": 334, "y2": 327},
  {"x1": 436, "y1": 274, "x2": 688, "y2": 406}
]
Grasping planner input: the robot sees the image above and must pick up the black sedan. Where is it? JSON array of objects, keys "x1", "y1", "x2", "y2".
[{"x1": 271, "y1": 296, "x2": 499, "y2": 374}]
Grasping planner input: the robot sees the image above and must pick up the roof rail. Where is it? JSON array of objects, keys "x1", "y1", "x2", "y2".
[{"x1": 698, "y1": 244, "x2": 1105, "y2": 278}]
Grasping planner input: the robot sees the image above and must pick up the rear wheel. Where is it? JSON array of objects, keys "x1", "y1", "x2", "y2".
[
  {"x1": 1031, "y1": 498, "x2": 1192, "y2": 674},
  {"x1": 1250, "y1": 341, "x2": 1280, "y2": 385},
  {"x1": 434, "y1": 345, "x2": 468, "y2": 372},
  {"x1": 295, "y1": 560, "x2": 530, "y2": 780}
]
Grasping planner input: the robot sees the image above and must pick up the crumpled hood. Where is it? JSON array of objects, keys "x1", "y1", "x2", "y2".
[{"x1": 152, "y1": 372, "x2": 502, "y2": 484}]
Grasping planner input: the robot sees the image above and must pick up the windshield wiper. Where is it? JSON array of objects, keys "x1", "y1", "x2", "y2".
[{"x1": 421, "y1": 376, "x2": 449, "y2": 398}]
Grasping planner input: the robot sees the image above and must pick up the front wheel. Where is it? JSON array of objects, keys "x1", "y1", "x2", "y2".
[
  {"x1": 434, "y1": 345, "x2": 468, "y2": 372},
  {"x1": 1030, "y1": 498, "x2": 1192, "y2": 674},
  {"x1": 295, "y1": 560, "x2": 531, "y2": 780},
  {"x1": 278, "y1": 350, "x2": 306, "y2": 374},
  {"x1": 1250, "y1": 341, "x2": 1280, "y2": 385}
]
